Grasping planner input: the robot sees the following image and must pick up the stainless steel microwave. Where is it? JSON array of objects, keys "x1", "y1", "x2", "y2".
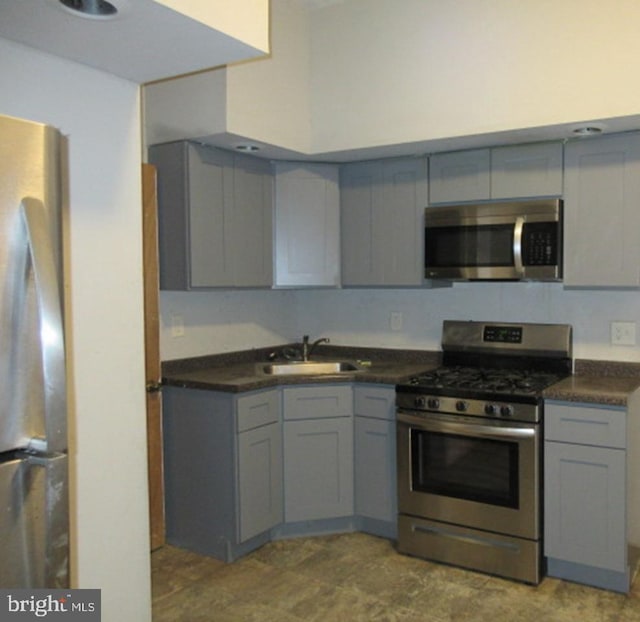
[{"x1": 424, "y1": 199, "x2": 562, "y2": 281}]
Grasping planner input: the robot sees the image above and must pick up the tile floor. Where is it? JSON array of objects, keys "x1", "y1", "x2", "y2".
[{"x1": 152, "y1": 532, "x2": 640, "y2": 622}]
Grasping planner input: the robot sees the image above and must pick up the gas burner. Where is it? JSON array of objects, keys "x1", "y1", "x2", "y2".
[{"x1": 408, "y1": 366, "x2": 564, "y2": 398}]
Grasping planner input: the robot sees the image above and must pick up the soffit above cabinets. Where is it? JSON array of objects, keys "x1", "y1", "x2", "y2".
[{"x1": 0, "y1": 0, "x2": 269, "y2": 84}]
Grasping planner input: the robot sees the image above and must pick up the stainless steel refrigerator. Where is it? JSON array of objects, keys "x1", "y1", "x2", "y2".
[{"x1": 0, "y1": 113, "x2": 69, "y2": 588}]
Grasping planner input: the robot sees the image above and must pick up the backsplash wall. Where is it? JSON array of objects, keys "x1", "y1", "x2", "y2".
[{"x1": 160, "y1": 284, "x2": 640, "y2": 363}]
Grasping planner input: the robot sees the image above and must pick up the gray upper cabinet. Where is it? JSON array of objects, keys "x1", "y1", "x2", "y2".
[
  {"x1": 429, "y1": 149, "x2": 490, "y2": 204},
  {"x1": 429, "y1": 142, "x2": 563, "y2": 204},
  {"x1": 274, "y1": 162, "x2": 341, "y2": 287},
  {"x1": 491, "y1": 142, "x2": 563, "y2": 199},
  {"x1": 564, "y1": 133, "x2": 640, "y2": 287},
  {"x1": 148, "y1": 141, "x2": 272, "y2": 290},
  {"x1": 341, "y1": 157, "x2": 427, "y2": 286}
]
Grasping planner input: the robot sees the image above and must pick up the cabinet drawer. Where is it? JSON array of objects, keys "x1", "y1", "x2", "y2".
[
  {"x1": 354, "y1": 385, "x2": 395, "y2": 420},
  {"x1": 545, "y1": 402, "x2": 626, "y2": 448},
  {"x1": 283, "y1": 385, "x2": 352, "y2": 420},
  {"x1": 237, "y1": 390, "x2": 281, "y2": 432}
]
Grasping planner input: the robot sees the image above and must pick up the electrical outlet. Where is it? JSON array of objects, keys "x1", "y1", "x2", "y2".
[
  {"x1": 170, "y1": 313, "x2": 185, "y2": 338},
  {"x1": 390, "y1": 312, "x2": 403, "y2": 331},
  {"x1": 611, "y1": 321, "x2": 636, "y2": 346}
]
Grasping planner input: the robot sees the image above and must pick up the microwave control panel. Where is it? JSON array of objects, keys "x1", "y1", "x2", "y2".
[{"x1": 522, "y1": 222, "x2": 559, "y2": 266}]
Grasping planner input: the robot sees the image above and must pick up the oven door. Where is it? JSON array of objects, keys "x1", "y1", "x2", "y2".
[{"x1": 397, "y1": 409, "x2": 540, "y2": 539}]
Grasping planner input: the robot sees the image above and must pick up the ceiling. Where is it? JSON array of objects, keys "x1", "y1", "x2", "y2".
[{"x1": 0, "y1": 0, "x2": 266, "y2": 83}]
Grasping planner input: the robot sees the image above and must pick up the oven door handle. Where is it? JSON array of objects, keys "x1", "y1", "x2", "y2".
[{"x1": 397, "y1": 411, "x2": 535, "y2": 440}]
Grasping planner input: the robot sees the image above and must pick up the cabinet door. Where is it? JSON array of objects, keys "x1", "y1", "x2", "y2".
[
  {"x1": 188, "y1": 144, "x2": 235, "y2": 287},
  {"x1": 491, "y1": 142, "x2": 563, "y2": 199},
  {"x1": 237, "y1": 422, "x2": 283, "y2": 542},
  {"x1": 378, "y1": 158, "x2": 427, "y2": 285},
  {"x1": 564, "y1": 133, "x2": 640, "y2": 287},
  {"x1": 341, "y1": 161, "x2": 383, "y2": 285},
  {"x1": 284, "y1": 417, "x2": 354, "y2": 522},
  {"x1": 274, "y1": 162, "x2": 340, "y2": 287},
  {"x1": 150, "y1": 141, "x2": 234, "y2": 289},
  {"x1": 354, "y1": 416, "x2": 396, "y2": 523},
  {"x1": 545, "y1": 441, "x2": 626, "y2": 572},
  {"x1": 429, "y1": 149, "x2": 490, "y2": 204},
  {"x1": 232, "y1": 154, "x2": 273, "y2": 287}
]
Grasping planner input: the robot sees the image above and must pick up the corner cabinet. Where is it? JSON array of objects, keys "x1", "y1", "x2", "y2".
[
  {"x1": 428, "y1": 142, "x2": 563, "y2": 205},
  {"x1": 162, "y1": 386, "x2": 282, "y2": 562},
  {"x1": 274, "y1": 162, "x2": 341, "y2": 287},
  {"x1": 148, "y1": 141, "x2": 273, "y2": 289},
  {"x1": 282, "y1": 385, "x2": 354, "y2": 523},
  {"x1": 544, "y1": 400, "x2": 640, "y2": 592},
  {"x1": 564, "y1": 133, "x2": 640, "y2": 287},
  {"x1": 354, "y1": 385, "x2": 397, "y2": 538},
  {"x1": 340, "y1": 157, "x2": 427, "y2": 286}
]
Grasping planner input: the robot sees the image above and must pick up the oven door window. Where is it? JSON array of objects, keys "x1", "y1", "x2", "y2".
[
  {"x1": 411, "y1": 429, "x2": 519, "y2": 508},
  {"x1": 425, "y1": 224, "x2": 514, "y2": 268}
]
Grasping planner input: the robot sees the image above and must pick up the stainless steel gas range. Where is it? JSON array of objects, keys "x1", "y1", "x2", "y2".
[{"x1": 396, "y1": 320, "x2": 572, "y2": 584}]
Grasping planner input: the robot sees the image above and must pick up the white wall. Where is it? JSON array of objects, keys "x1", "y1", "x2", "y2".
[
  {"x1": 160, "y1": 289, "x2": 296, "y2": 359},
  {"x1": 226, "y1": 0, "x2": 312, "y2": 153},
  {"x1": 161, "y1": 284, "x2": 640, "y2": 364},
  {"x1": 310, "y1": 0, "x2": 640, "y2": 152},
  {"x1": 147, "y1": 0, "x2": 640, "y2": 157},
  {"x1": 0, "y1": 39, "x2": 151, "y2": 622}
]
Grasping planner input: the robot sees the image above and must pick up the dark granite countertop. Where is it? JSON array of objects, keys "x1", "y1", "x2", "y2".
[
  {"x1": 162, "y1": 347, "x2": 640, "y2": 405},
  {"x1": 543, "y1": 359, "x2": 640, "y2": 407},
  {"x1": 162, "y1": 345, "x2": 441, "y2": 393}
]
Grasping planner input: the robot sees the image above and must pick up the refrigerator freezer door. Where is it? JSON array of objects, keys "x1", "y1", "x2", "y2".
[
  {"x1": 0, "y1": 452, "x2": 69, "y2": 588},
  {"x1": 0, "y1": 114, "x2": 65, "y2": 454}
]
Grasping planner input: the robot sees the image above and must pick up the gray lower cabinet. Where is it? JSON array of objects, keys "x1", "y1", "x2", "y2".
[
  {"x1": 237, "y1": 391, "x2": 284, "y2": 542},
  {"x1": 148, "y1": 140, "x2": 273, "y2": 290},
  {"x1": 544, "y1": 400, "x2": 637, "y2": 592},
  {"x1": 354, "y1": 385, "x2": 397, "y2": 538},
  {"x1": 162, "y1": 386, "x2": 282, "y2": 562},
  {"x1": 282, "y1": 385, "x2": 354, "y2": 523}
]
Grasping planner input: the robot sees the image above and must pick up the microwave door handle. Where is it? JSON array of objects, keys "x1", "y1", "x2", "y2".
[{"x1": 513, "y1": 216, "x2": 525, "y2": 276}]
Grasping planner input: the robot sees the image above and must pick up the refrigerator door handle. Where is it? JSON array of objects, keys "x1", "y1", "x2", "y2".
[{"x1": 20, "y1": 197, "x2": 67, "y2": 454}]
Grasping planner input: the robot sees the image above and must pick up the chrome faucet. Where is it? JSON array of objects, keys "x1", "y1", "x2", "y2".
[{"x1": 302, "y1": 335, "x2": 330, "y2": 361}]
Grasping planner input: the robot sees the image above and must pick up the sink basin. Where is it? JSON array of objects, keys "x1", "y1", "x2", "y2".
[{"x1": 259, "y1": 360, "x2": 362, "y2": 376}]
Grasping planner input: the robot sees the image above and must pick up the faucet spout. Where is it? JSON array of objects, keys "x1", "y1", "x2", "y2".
[{"x1": 303, "y1": 336, "x2": 330, "y2": 360}]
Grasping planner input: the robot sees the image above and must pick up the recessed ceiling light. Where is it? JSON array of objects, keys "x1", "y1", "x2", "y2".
[
  {"x1": 572, "y1": 125, "x2": 604, "y2": 136},
  {"x1": 58, "y1": 0, "x2": 119, "y2": 19},
  {"x1": 235, "y1": 144, "x2": 260, "y2": 152}
]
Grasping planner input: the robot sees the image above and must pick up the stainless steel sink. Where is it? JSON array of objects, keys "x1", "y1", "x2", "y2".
[{"x1": 259, "y1": 360, "x2": 362, "y2": 376}]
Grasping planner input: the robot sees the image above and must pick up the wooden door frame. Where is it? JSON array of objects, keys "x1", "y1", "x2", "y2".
[{"x1": 142, "y1": 163, "x2": 165, "y2": 550}]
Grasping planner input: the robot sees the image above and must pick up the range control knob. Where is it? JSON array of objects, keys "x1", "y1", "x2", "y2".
[
  {"x1": 427, "y1": 397, "x2": 440, "y2": 410},
  {"x1": 414, "y1": 396, "x2": 427, "y2": 409},
  {"x1": 484, "y1": 403, "x2": 499, "y2": 416},
  {"x1": 500, "y1": 405, "x2": 514, "y2": 417},
  {"x1": 455, "y1": 400, "x2": 468, "y2": 413}
]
